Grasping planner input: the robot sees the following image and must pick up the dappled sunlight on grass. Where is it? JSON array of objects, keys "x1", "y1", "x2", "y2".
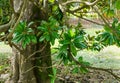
[
  {"x1": 0, "y1": 42, "x2": 12, "y2": 53},
  {"x1": 77, "y1": 45, "x2": 120, "y2": 69},
  {"x1": 84, "y1": 28, "x2": 103, "y2": 36}
]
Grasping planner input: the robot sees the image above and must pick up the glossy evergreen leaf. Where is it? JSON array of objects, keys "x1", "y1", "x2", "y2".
[
  {"x1": 80, "y1": 67, "x2": 89, "y2": 73},
  {"x1": 30, "y1": 35, "x2": 37, "y2": 43},
  {"x1": 78, "y1": 57, "x2": 83, "y2": 62},
  {"x1": 39, "y1": 36, "x2": 45, "y2": 42},
  {"x1": 70, "y1": 44, "x2": 77, "y2": 56},
  {"x1": 72, "y1": 67, "x2": 79, "y2": 73}
]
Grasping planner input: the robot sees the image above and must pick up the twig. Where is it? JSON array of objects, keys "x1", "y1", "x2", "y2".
[
  {"x1": 24, "y1": 42, "x2": 47, "y2": 62},
  {"x1": 22, "y1": 65, "x2": 57, "y2": 74}
]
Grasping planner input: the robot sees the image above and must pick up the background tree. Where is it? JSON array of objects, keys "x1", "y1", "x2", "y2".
[{"x1": 0, "y1": 0, "x2": 120, "y2": 83}]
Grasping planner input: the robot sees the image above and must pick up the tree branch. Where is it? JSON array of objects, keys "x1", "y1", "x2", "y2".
[
  {"x1": 0, "y1": 14, "x2": 14, "y2": 33},
  {"x1": 68, "y1": 44, "x2": 120, "y2": 81},
  {"x1": 24, "y1": 42, "x2": 47, "y2": 63},
  {"x1": 93, "y1": 5, "x2": 120, "y2": 41},
  {"x1": 67, "y1": 10, "x2": 104, "y2": 26},
  {"x1": 62, "y1": 0, "x2": 100, "y2": 6},
  {"x1": 7, "y1": 0, "x2": 28, "y2": 39}
]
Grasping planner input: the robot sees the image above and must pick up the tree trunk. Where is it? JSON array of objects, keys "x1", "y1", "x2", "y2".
[
  {"x1": 8, "y1": 0, "x2": 53, "y2": 83},
  {"x1": 34, "y1": 42, "x2": 53, "y2": 83}
]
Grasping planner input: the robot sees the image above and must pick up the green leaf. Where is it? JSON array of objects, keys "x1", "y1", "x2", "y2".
[
  {"x1": 49, "y1": 0, "x2": 55, "y2": 3},
  {"x1": 28, "y1": 21, "x2": 34, "y2": 27},
  {"x1": 74, "y1": 42, "x2": 87, "y2": 49},
  {"x1": 108, "y1": 9, "x2": 115, "y2": 16},
  {"x1": 22, "y1": 40, "x2": 27, "y2": 49},
  {"x1": 27, "y1": 28, "x2": 33, "y2": 33},
  {"x1": 39, "y1": 36, "x2": 45, "y2": 42},
  {"x1": 45, "y1": 34, "x2": 50, "y2": 41},
  {"x1": 19, "y1": 21, "x2": 26, "y2": 28},
  {"x1": 72, "y1": 67, "x2": 79, "y2": 73},
  {"x1": 64, "y1": 33, "x2": 71, "y2": 40},
  {"x1": 31, "y1": 36, "x2": 37, "y2": 43},
  {"x1": 80, "y1": 67, "x2": 88, "y2": 74},
  {"x1": 104, "y1": 25, "x2": 111, "y2": 32},
  {"x1": 83, "y1": 62, "x2": 90, "y2": 66},
  {"x1": 53, "y1": 68, "x2": 57, "y2": 76},
  {"x1": 70, "y1": 44, "x2": 77, "y2": 56},
  {"x1": 25, "y1": 35, "x2": 31, "y2": 44},
  {"x1": 52, "y1": 5, "x2": 58, "y2": 11},
  {"x1": 74, "y1": 35, "x2": 84, "y2": 43},
  {"x1": 59, "y1": 40, "x2": 70, "y2": 45},
  {"x1": 59, "y1": 45, "x2": 68, "y2": 52},
  {"x1": 12, "y1": 34, "x2": 23, "y2": 43},
  {"x1": 78, "y1": 57, "x2": 83, "y2": 62},
  {"x1": 63, "y1": 57, "x2": 69, "y2": 65},
  {"x1": 116, "y1": 0, "x2": 120, "y2": 10},
  {"x1": 37, "y1": 26, "x2": 46, "y2": 31},
  {"x1": 68, "y1": 29, "x2": 75, "y2": 38},
  {"x1": 49, "y1": 68, "x2": 57, "y2": 83},
  {"x1": 50, "y1": 37, "x2": 55, "y2": 45}
]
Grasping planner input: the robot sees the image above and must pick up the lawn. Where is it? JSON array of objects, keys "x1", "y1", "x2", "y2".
[{"x1": 77, "y1": 45, "x2": 120, "y2": 69}]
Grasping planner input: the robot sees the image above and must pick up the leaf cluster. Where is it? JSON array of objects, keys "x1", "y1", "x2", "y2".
[
  {"x1": 38, "y1": 17, "x2": 61, "y2": 45},
  {"x1": 12, "y1": 21, "x2": 37, "y2": 48}
]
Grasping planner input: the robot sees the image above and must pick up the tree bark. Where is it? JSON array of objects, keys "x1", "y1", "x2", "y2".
[
  {"x1": 8, "y1": 0, "x2": 53, "y2": 83},
  {"x1": 34, "y1": 42, "x2": 53, "y2": 83}
]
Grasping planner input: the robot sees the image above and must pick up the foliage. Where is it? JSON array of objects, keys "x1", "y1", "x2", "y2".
[
  {"x1": 58, "y1": 28, "x2": 88, "y2": 64},
  {"x1": 49, "y1": 68, "x2": 57, "y2": 83},
  {"x1": 96, "y1": 18, "x2": 120, "y2": 47},
  {"x1": 0, "y1": 0, "x2": 11, "y2": 24},
  {"x1": 13, "y1": 17, "x2": 61, "y2": 48},
  {"x1": 12, "y1": 21, "x2": 37, "y2": 48},
  {"x1": 38, "y1": 17, "x2": 61, "y2": 45}
]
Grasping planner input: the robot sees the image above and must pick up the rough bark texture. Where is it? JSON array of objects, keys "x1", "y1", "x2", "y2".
[
  {"x1": 9, "y1": 0, "x2": 53, "y2": 83},
  {"x1": 34, "y1": 42, "x2": 53, "y2": 83}
]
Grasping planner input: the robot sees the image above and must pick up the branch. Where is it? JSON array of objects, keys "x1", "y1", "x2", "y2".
[
  {"x1": 62, "y1": 0, "x2": 100, "y2": 6},
  {"x1": 11, "y1": 43, "x2": 23, "y2": 54},
  {"x1": 68, "y1": 45, "x2": 120, "y2": 81},
  {"x1": 71, "y1": 5, "x2": 88, "y2": 13},
  {"x1": 93, "y1": 6, "x2": 111, "y2": 28},
  {"x1": 93, "y1": 5, "x2": 120, "y2": 40},
  {"x1": 24, "y1": 42, "x2": 47, "y2": 63},
  {"x1": 7, "y1": 0, "x2": 28, "y2": 39},
  {"x1": 0, "y1": 14, "x2": 14, "y2": 33},
  {"x1": 67, "y1": 10, "x2": 104, "y2": 26}
]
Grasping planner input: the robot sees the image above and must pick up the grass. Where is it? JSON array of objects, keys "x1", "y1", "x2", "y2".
[
  {"x1": 77, "y1": 45, "x2": 120, "y2": 69},
  {"x1": 0, "y1": 42, "x2": 12, "y2": 75},
  {"x1": 0, "y1": 53, "x2": 11, "y2": 74},
  {"x1": 0, "y1": 42, "x2": 12, "y2": 53}
]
